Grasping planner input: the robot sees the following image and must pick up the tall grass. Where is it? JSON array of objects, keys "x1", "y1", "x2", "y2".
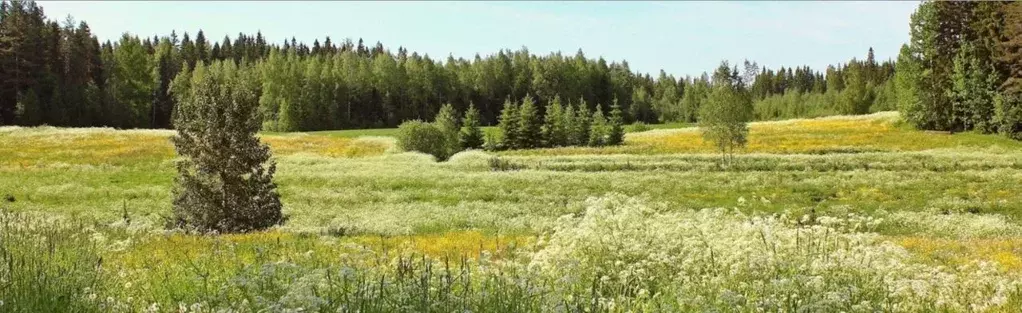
[{"x1": 0, "y1": 210, "x2": 103, "y2": 313}]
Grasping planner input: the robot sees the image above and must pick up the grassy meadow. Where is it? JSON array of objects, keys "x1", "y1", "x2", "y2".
[{"x1": 2, "y1": 112, "x2": 1022, "y2": 312}]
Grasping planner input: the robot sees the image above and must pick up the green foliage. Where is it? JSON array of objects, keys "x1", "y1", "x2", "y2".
[
  {"x1": 434, "y1": 103, "x2": 461, "y2": 157},
  {"x1": 629, "y1": 86, "x2": 655, "y2": 123},
  {"x1": 110, "y1": 34, "x2": 156, "y2": 128},
  {"x1": 995, "y1": 93, "x2": 1022, "y2": 139},
  {"x1": 588, "y1": 105, "x2": 608, "y2": 146},
  {"x1": 895, "y1": 45, "x2": 923, "y2": 125},
  {"x1": 542, "y1": 95, "x2": 568, "y2": 147},
  {"x1": 627, "y1": 121, "x2": 651, "y2": 133},
  {"x1": 496, "y1": 98, "x2": 520, "y2": 150},
  {"x1": 171, "y1": 61, "x2": 283, "y2": 233},
  {"x1": 754, "y1": 90, "x2": 842, "y2": 120},
  {"x1": 897, "y1": 1, "x2": 1022, "y2": 141},
  {"x1": 516, "y1": 95, "x2": 542, "y2": 149},
  {"x1": 700, "y1": 62, "x2": 753, "y2": 164},
  {"x1": 680, "y1": 77, "x2": 710, "y2": 123},
  {"x1": 459, "y1": 103, "x2": 484, "y2": 150},
  {"x1": 607, "y1": 100, "x2": 625, "y2": 145},
  {"x1": 397, "y1": 120, "x2": 450, "y2": 161},
  {"x1": 871, "y1": 78, "x2": 899, "y2": 113},
  {"x1": 839, "y1": 62, "x2": 874, "y2": 115},
  {"x1": 568, "y1": 100, "x2": 592, "y2": 146},
  {"x1": 169, "y1": 64, "x2": 193, "y2": 121},
  {"x1": 652, "y1": 70, "x2": 683, "y2": 122},
  {"x1": 0, "y1": 212, "x2": 103, "y2": 313},
  {"x1": 951, "y1": 42, "x2": 999, "y2": 133},
  {"x1": 14, "y1": 90, "x2": 42, "y2": 126}
]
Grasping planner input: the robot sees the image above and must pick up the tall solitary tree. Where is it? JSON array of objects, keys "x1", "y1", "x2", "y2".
[
  {"x1": 171, "y1": 61, "x2": 283, "y2": 233},
  {"x1": 700, "y1": 61, "x2": 753, "y2": 165}
]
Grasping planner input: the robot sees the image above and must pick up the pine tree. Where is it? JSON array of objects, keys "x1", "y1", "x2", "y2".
[
  {"x1": 171, "y1": 61, "x2": 283, "y2": 233},
  {"x1": 459, "y1": 102, "x2": 484, "y2": 150},
  {"x1": 607, "y1": 98, "x2": 625, "y2": 145},
  {"x1": 496, "y1": 97, "x2": 520, "y2": 150}
]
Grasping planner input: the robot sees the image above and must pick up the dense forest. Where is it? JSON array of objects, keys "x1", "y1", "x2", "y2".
[
  {"x1": 0, "y1": 0, "x2": 927, "y2": 133},
  {"x1": 897, "y1": 1, "x2": 1022, "y2": 139}
]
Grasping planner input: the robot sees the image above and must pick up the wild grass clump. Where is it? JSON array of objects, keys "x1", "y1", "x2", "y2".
[
  {"x1": 444, "y1": 150, "x2": 493, "y2": 170},
  {"x1": 0, "y1": 211, "x2": 103, "y2": 313}
]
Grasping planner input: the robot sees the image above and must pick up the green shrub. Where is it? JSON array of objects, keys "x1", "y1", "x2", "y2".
[
  {"x1": 396, "y1": 120, "x2": 450, "y2": 161},
  {"x1": 627, "y1": 121, "x2": 651, "y2": 133}
]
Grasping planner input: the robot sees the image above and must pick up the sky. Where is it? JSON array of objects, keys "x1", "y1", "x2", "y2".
[{"x1": 38, "y1": 1, "x2": 919, "y2": 78}]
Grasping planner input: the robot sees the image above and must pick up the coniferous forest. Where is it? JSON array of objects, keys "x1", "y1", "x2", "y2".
[{"x1": 2, "y1": 0, "x2": 906, "y2": 133}]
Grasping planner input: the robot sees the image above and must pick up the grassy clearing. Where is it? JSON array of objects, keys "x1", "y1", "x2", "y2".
[
  {"x1": 504, "y1": 112, "x2": 1022, "y2": 156},
  {"x1": 2, "y1": 112, "x2": 1022, "y2": 311}
]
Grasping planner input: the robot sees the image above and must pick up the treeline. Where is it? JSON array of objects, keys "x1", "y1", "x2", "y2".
[
  {"x1": 897, "y1": 1, "x2": 1022, "y2": 139},
  {"x1": 2, "y1": 0, "x2": 898, "y2": 132},
  {"x1": 749, "y1": 49, "x2": 898, "y2": 120}
]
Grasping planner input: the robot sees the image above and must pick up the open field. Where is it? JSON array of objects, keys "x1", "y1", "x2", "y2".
[{"x1": 2, "y1": 112, "x2": 1022, "y2": 312}]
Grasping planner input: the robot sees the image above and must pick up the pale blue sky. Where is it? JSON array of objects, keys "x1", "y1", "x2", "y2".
[{"x1": 38, "y1": 1, "x2": 918, "y2": 78}]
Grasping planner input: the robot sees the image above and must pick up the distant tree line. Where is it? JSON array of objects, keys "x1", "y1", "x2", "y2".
[
  {"x1": 3, "y1": 0, "x2": 901, "y2": 133},
  {"x1": 897, "y1": 1, "x2": 1022, "y2": 139},
  {"x1": 746, "y1": 49, "x2": 898, "y2": 120}
]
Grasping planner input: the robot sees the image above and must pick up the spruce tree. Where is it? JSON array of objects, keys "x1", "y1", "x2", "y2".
[
  {"x1": 459, "y1": 103, "x2": 485, "y2": 150},
  {"x1": 588, "y1": 105, "x2": 608, "y2": 146},
  {"x1": 607, "y1": 98, "x2": 625, "y2": 145},
  {"x1": 171, "y1": 61, "x2": 283, "y2": 233},
  {"x1": 496, "y1": 98, "x2": 520, "y2": 150},
  {"x1": 574, "y1": 100, "x2": 592, "y2": 146},
  {"x1": 542, "y1": 95, "x2": 567, "y2": 147},
  {"x1": 517, "y1": 94, "x2": 542, "y2": 148},
  {"x1": 562, "y1": 102, "x2": 578, "y2": 145}
]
